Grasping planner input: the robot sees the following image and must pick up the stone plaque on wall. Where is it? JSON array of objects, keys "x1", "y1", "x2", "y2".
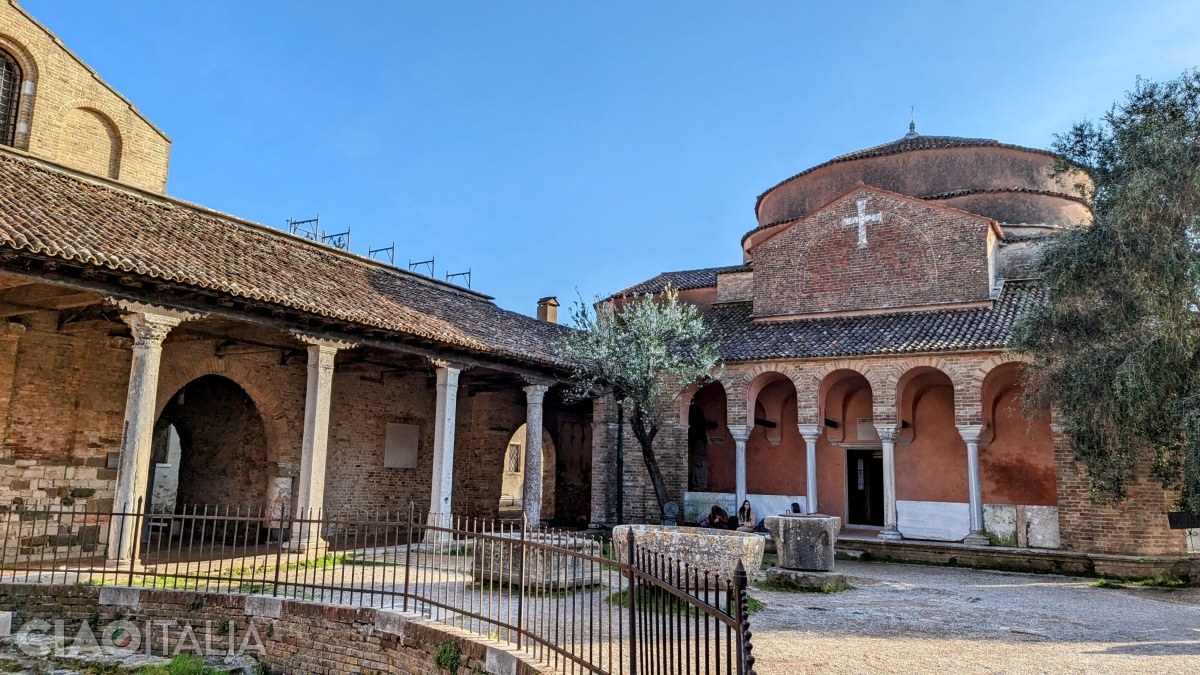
[{"x1": 385, "y1": 423, "x2": 419, "y2": 469}]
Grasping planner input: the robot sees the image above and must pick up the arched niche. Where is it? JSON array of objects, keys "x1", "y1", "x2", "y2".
[
  {"x1": 58, "y1": 106, "x2": 121, "y2": 178},
  {"x1": 980, "y1": 362, "x2": 1057, "y2": 506},
  {"x1": 687, "y1": 381, "x2": 730, "y2": 493}
]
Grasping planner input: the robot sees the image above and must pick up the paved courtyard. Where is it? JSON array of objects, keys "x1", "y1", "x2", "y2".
[{"x1": 750, "y1": 561, "x2": 1200, "y2": 674}]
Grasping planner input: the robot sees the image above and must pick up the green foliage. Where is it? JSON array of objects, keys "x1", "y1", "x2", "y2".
[
  {"x1": 562, "y1": 287, "x2": 723, "y2": 517},
  {"x1": 1011, "y1": 70, "x2": 1200, "y2": 511},
  {"x1": 1091, "y1": 578, "x2": 1126, "y2": 589},
  {"x1": 134, "y1": 654, "x2": 221, "y2": 675},
  {"x1": 434, "y1": 642, "x2": 461, "y2": 672}
]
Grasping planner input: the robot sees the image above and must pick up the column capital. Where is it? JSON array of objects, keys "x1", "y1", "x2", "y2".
[
  {"x1": 108, "y1": 297, "x2": 206, "y2": 323},
  {"x1": 292, "y1": 332, "x2": 358, "y2": 351},
  {"x1": 727, "y1": 424, "x2": 751, "y2": 442},
  {"x1": 123, "y1": 312, "x2": 181, "y2": 345},
  {"x1": 873, "y1": 423, "x2": 899, "y2": 443},
  {"x1": 523, "y1": 382, "x2": 550, "y2": 403},
  {"x1": 797, "y1": 424, "x2": 824, "y2": 442},
  {"x1": 429, "y1": 358, "x2": 472, "y2": 372},
  {"x1": 956, "y1": 424, "x2": 985, "y2": 444}
]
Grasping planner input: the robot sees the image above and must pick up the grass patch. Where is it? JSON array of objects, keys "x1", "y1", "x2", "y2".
[
  {"x1": 606, "y1": 588, "x2": 704, "y2": 616},
  {"x1": 1091, "y1": 578, "x2": 1125, "y2": 589},
  {"x1": 434, "y1": 642, "x2": 461, "y2": 672},
  {"x1": 135, "y1": 654, "x2": 223, "y2": 675},
  {"x1": 759, "y1": 552, "x2": 778, "y2": 571},
  {"x1": 755, "y1": 579, "x2": 852, "y2": 594},
  {"x1": 1128, "y1": 576, "x2": 1187, "y2": 588},
  {"x1": 746, "y1": 596, "x2": 764, "y2": 615}
]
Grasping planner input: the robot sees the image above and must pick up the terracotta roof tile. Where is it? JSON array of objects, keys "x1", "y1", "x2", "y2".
[
  {"x1": 612, "y1": 265, "x2": 750, "y2": 298},
  {"x1": 0, "y1": 152, "x2": 572, "y2": 368},
  {"x1": 708, "y1": 281, "x2": 1042, "y2": 361}
]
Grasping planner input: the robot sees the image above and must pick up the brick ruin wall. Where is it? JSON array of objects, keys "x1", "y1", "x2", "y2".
[{"x1": 0, "y1": 583, "x2": 547, "y2": 674}]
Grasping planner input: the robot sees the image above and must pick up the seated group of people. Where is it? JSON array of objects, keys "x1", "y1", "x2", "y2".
[{"x1": 698, "y1": 500, "x2": 756, "y2": 532}]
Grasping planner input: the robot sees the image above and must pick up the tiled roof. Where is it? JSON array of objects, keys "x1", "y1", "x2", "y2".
[
  {"x1": 707, "y1": 281, "x2": 1042, "y2": 361},
  {"x1": 612, "y1": 265, "x2": 751, "y2": 298},
  {"x1": 755, "y1": 134, "x2": 1060, "y2": 216},
  {"x1": 0, "y1": 151, "x2": 572, "y2": 368}
]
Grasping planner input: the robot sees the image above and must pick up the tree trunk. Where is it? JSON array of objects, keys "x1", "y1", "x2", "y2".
[{"x1": 629, "y1": 406, "x2": 671, "y2": 522}]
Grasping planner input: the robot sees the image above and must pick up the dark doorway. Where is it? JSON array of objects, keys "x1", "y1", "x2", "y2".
[{"x1": 846, "y1": 449, "x2": 884, "y2": 526}]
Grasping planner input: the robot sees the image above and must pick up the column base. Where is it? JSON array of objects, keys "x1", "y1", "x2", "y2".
[
  {"x1": 878, "y1": 527, "x2": 904, "y2": 541},
  {"x1": 963, "y1": 531, "x2": 991, "y2": 546}
]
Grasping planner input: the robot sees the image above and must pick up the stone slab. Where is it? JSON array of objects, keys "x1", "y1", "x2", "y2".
[
  {"x1": 485, "y1": 646, "x2": 519, "y2": 675},
  {"x1": 473, "y1": 532, "x2": 603, "y2": 590},
  {"x1": 983, "y1": 504, "x2": 1018, "y2": 546},
  {"x1": 375, "y1": 610, "x2": 415, "y2": 637},
  {"x1": 0, "y1": 611, "x2": 10, "y2": 637},
  {"x1": 98, "y1": 586, "x2": 140, "y2": 608},
  {"x1": 613, "y1": 524, "x2": 764, "y2": 585},
  {"x1": 1024, "y1": 506, "x2": 1061, "y2": 549},
  {"x1": 897, "y1": 500, "x2": 970, "y2": 541},
  {"x1": 764, "y1": 514, "x2": 840, "y2": 571},
  {"x1": 244, "y1": 595, "x2": 282, "y2": 619},
  {"x1": 762, "y1": 567, "x2": 850, "y2": 592}
]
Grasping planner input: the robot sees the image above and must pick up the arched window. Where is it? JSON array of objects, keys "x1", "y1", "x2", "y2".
[{"x1": 0, "y1": 49, "x2": 21, "y2": 147}]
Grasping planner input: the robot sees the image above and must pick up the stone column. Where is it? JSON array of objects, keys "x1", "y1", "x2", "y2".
[
  {"x1": 797, "y1": 424, "x2": 823, "y2": 514},
  {"x1": 875, "y1": 423, "x2": 903, "y2": 540},
  {"x1": 290, "y1": 334, "x2": 354, "y2": 550},
  {"x1": 728, "y1": 424, "x2": 750, "y2": 505},
  {"x1": 957, "y1": 424, "x2": 989, "y2": 545},
  {"x1": 428, "y1": 361, "x2": 463, "y2": 522},
  {"x1": 108, "y1": 302, "x2": 201, "y2": 562},
  {"x1": 522, "y1": 382, "x2": 550, "y2": 527}
]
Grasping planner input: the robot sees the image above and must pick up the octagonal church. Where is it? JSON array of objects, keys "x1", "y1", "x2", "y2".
[{"x1": 595, "y1": 123, "x2": 1197, "y2": 566}]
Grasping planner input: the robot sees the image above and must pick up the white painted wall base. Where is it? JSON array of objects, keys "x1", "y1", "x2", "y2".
[
  {"x1": 683, "y1": 492, "x2": 806, "y2": 525},
  {"x1": 897, "y1": 500, "x2": 970, "y2": 541}
]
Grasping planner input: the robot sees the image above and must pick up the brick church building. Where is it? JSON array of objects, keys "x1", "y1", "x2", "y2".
[
  {"x1": 592, "y1": 123, "x2": 1199, "y2": 568},
  {"x1": 0, "y1": 1, "x2": 591, "y2": 562},
  {"x1": 0, "y1": 0, "x2": 1193, "y2": 572}
]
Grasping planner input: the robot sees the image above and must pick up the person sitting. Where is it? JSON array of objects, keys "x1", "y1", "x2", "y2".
[
  {"x1": 735, "y1": 500, "x2": 756, "y2": 532},
  {"x1": 706, "y1": 505, "x2": 729, "y2": 529}
]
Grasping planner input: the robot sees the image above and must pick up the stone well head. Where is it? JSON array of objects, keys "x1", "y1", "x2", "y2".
[{"x1": 612, "y1": 524, "x2": 765, "y2": 585}]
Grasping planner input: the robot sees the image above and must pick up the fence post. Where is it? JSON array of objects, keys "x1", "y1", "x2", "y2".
[
  {"x1": 625, "y1": 528, "x2": 637, "y2": 675},
  {"x1": 516, "y1": 516, "x2": 527, "y2": 649},
  {"x1": 127, "y1": 497, "x2": 145, "y2": 587},
  {"x1": 734, "y1": 559, "x2": 756, "y2": 675},
  {"x1": 402, "y1": 502, "x2": 414, "y2": 612}
]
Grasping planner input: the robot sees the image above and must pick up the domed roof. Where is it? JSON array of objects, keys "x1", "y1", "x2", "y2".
[{"x1": 748, "y1": 125, "x2": 1092, "y2": 248}]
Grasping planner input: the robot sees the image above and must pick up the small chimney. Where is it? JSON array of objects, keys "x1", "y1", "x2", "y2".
[{"x1": 537, "y1": 296, "x2": 559, "y2": 323}]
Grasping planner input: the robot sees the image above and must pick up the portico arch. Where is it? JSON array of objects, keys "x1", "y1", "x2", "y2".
[
  {"x1": 496, "y1": 423, "x2": 557, "y2": 522},
  {"x1": 980, "y1": 362, "x2": 1056, "y2": 507}
]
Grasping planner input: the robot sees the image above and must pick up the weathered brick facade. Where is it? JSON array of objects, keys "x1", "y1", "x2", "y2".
[
  {"x1": 0, "y1": 0, "x2": 171, "y2": 192},
  {"x1": 751, "y1": 187, "x2": 996, "y2": 318}
]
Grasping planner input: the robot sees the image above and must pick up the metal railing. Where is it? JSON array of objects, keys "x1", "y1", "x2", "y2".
[{"x1": 0, "y1": 500, "x2": 757, "y2": 675}]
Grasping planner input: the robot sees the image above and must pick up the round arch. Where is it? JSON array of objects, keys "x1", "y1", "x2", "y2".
[
  {"x1": 152, "y1": 375, "x2": 271, "y2": 512},
  {"x1": 497, "y1": 422, "x2": 557, "y2": 522},
  {"x1": 155, "y1": 354, "x2": 298, "y2": 469}
]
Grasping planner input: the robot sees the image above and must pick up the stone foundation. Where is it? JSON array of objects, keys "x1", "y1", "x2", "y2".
[
  {"x1": 613, "y1": 524, "x2": 764, "y2": 583},
  {"x1": 762, "y1": 567, "x2": 850, "y2": 592}
]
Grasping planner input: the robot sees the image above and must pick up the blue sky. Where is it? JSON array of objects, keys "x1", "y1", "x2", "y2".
[{"x1": 22, "y1": 1, "x2": 1200, "y2": 316}]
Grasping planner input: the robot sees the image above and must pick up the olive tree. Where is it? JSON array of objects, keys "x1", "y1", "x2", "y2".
[{"x1": 561, "y1": 287, "x2": 722, "y2": 521}]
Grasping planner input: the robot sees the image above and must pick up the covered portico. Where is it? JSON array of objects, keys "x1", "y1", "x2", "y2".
[
  {"x1": 684, "y1": 354, "x2": 1060, "y2": 550},
  {"x1": 0, "y1": 150, "x2": 591, "y2": 565}
]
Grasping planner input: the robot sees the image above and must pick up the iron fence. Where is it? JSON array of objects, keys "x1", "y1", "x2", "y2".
[{"x1": 0, "y1": 500, "x2": 757, "y2": 675}]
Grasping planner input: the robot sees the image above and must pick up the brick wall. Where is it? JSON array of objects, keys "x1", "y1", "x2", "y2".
[
  {"x1": 0, "y1": 0, "x2": 171, "y2": 192},
  {"x1": 0, "y1": 583, "x2": 548, "y2": 674},
  {"x1": 750, "y1": 187, "x2": 994, "y2": 317}
]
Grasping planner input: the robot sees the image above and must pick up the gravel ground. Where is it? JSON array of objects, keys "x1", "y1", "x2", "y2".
[{"x1": 749, "y1": 561, "x2": 1200, "y2": 674}]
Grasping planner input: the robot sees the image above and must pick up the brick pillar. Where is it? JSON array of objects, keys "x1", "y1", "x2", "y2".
[
  {"x1": 0, "y1": 322, "x2": 25, "y2": 458},
  {"x1": 875, "y1": 423, "x2": 902, "y2": 540},
  {"x1": 798, "y1": 424, "x2": 823, "y2": 514},
  {"x1": 108, "y1": 301, "x2": 201, "y2": 562}
]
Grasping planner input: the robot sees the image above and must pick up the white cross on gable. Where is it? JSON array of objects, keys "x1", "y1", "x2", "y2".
[{"x1": 842, "y1": 197, "x2": 882, "y2": 246}]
